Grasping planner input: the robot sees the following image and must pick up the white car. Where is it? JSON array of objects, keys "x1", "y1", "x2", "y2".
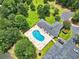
[{"x1": 73, "y1": 49, "x2": 79, "y2": 55}]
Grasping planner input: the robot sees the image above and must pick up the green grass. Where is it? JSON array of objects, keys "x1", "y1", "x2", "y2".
[
  {"x1": 59, "y1": 30, "x2": 72, "y2": 40},
  {"x1": 26, "y1": 0, "x2": 44, "y2": 28},
  {"x1": 36, "y1": 41, "x2": 55, "y2": 59},
  {"x1": 45, "y1": 14, "x2": 55, "y2": 24},
  {"x1": 33, "y1": 0, "x2": 44, "y2": 7},
  {"x1": 26, "y1": 10, "x2": 39, "y2": 28}
]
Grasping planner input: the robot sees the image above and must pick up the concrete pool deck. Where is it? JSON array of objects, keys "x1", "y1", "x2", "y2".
[{"x1": 24, "y1": 25, "x2": 54, "y2": 50}]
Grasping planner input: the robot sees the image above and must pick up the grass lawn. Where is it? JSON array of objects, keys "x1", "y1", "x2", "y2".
[
  {"x1": 36, "y1": 41, "x2": 55, "y2": 59},
  {"x1": 33, "y1": 0, "x2": 44, "y2": 7},
  {"x1": 59, "y1": 30, "x2": 72, "y2": 40},
  {"x1": 45, "y1": 14, "x2": 55, "y2": 24},
  {"x1": 26, "y1": 0, "x2": 44, "y2": 28},
  {"x1": 26, "y1": 10, "x2": 39, "y2": 28}
]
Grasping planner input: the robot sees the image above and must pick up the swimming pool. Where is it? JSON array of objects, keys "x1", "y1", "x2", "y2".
[{"x1": 32, "y1": 30, "x2": 44, "y2": 41}]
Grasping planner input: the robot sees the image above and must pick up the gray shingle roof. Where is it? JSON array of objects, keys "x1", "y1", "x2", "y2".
[
  {"x1": 43, "y1": 38, "x2": 79, "y2": 59},
  {"x1": 37, "y1": 19, "x2": 63, "y2": 37}
]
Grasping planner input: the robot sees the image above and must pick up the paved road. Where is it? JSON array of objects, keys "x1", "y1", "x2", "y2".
[
  {"x1": 43, "y1": 38, "x2": 79, "y2": 59},
  {"x1": 0, "y1": 53, "x2": 13, "y2": 59}
]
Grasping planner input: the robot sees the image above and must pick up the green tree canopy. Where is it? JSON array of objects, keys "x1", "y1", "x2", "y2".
[
  {"x1": 0, "y1": 18, "x2": 13, "y2": 29},
  {"x1": 14, "y1": 0, "x2": 26, "y2": 3},
  {"x1": 72, "y1": 9, "x2": 79, "y2": 22},
  {"x1": 14, "y1": 15, "x2": 29, "y2": 31},
  {"x1": 0, "y1": 6, "x2": 10, "y2": 18},
  {"x1": 0, "y1": 0, "x2": 30, "y2": 54},
  {"x1": 37, "y1": 4, "x2": 50, "y2": 19},
  {"x1": 44, "y1": 0, "x2": 48, "y2": 3},
  {"x1": 56, "y1": 0, "x2": 79, "y2": 10},
  {"x1": 0, "y1": 0, "x2": 4, "y2": 4},
  {"x1": 17, "y1": 3, "x2": 29, "y2": 16},
  {"x1": 43, "y1": 4, "x2": 50, "y2": 16},
  {"x1": 14, "y1": 37, "x2": 36, "y2": 59},
  {"x1": 53, "y1": 8, "x2": 59, "y2": 16},
  {"x1": 63, "y1": 21, "x2": 71, "y2": 30},
  {"x1": 2, "y1": 0, "x2": 15, "y2": 7},
  {"x1": 30, "y1": 3, "x2": 35, "y2": 11},
  {"x1": 37, "y1": 5, "x2": 45, "y2": 19},
  {"x1": 55, "y1": 15, "x2": 60, "y2": 21},
  {"x1": 27, "y1": 0, "x2": 32, "y2": 5},
  {"x1": 0, "y1": 28, "x2": 21, "y2": 53}
]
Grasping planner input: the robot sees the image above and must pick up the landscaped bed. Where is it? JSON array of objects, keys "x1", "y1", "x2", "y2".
[
  {"x1": 36, "y1": 41, "x2": 54, "y2": 59},
  {"x1": 59, "y1": 30, "x2": 72, "y2": 40}
]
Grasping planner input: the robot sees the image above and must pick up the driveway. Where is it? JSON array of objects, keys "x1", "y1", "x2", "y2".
[{"x1": 43, "y1": 38, "x2": 79, "y2": 59}]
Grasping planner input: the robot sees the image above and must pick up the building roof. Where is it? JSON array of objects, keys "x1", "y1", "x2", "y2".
[
  {"x1": 43, "y1": 38, "x2": 79, "y2": 59},
  {"x1": 37, "y1": 19, "x2": 63, "y2": 37}
]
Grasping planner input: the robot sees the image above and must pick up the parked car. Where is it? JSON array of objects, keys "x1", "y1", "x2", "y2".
[
  {"x1": 73, "y1": 49, "x2": 79, "y2": 55},
  {"x1": 73, "y1": 38, "x2": 77, "y2": 42},
  {"x1": 58, "y1": 39, "x2": 64, "y2": 45}
]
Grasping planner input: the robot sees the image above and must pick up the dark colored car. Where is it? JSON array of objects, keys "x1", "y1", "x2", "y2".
[{"x1": 58, "y1": 39, "x2": 64, "y2": 45}]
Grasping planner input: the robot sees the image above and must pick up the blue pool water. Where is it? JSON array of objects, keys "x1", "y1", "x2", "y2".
[{"x1": 32, "y1": 30, "x2": 44, "y2": 41}]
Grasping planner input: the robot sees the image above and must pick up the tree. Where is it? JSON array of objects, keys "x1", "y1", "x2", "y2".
[
  {"x1": 0, "y1": 6, "x2": 10, "y2": 18},
  {"x1": 0, "y1": 18, "x2": 13, "y2": 29},
  {"x1": 66, "y1": 0, "x2": 75, "y2": 7},
  {"x1": 0, "y1": 28, "x2": 21, "y2": 53},
  {"x1": 72, "y1": 9, "x2": 79, "y2": 22},
  {"x1": 43, "y1": 4, "x2": 50, "y2": 17},
  {"x1": 27, "y1": 0, "x2": 32, "y2": 5},
  {"x1": 48, "y1": 0, "x2": 54, "y2": 2},
  {"x1": 14, "y1": 0, "x2": 26, "y2": 3},
  {"x1": 37, "y1": 4, "x2": 50, "y2": 19},
  {"x1": 14, "y1": 37, "x2": 36, "y2": 59},
  {"x1": 2, "y1": 0, "x2": 16, "y2": 7},
  {"x1": 37, "y1": 5, "x2": 45, "y2": 19},
  {"x1": 55, "y1": 15, "x2": 60, "y2": 21},
  {"x1": 63, "y1": 21, "x2": 71, "y2": 30},
  {"x1": 44, "y1": 0, "x2": 48, "y2": 3},
  {"x1": 53, "y1": 8, "x2": 59, "y2": 16},
  {"x1": 14, "y1": 15, "x2": 29, "y2": 31},
  {"x1": 30, "y1": 3, "x2": 35, "y2": 11},
  {"x1": 76, "y1": 35, "x2": 79, "y2": 44},
  {"x1": 72, "y1": 0, "x2": 79, "y2": 10},
  {"x1": 0, "y1": 0, "x2": 4, "y2": 4},
  {"x1": 0, "y1": 0, "x2": 17, "y2": 18},
  {"x1": 8, "y1": 13, "x2": 15, "y2": 20},
  {"x1": 56, "y1": 0, "x2": 79, "y2": 10},
  {"x1": 17, "y1": 3, "x2": 29, "y2": 16}
]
